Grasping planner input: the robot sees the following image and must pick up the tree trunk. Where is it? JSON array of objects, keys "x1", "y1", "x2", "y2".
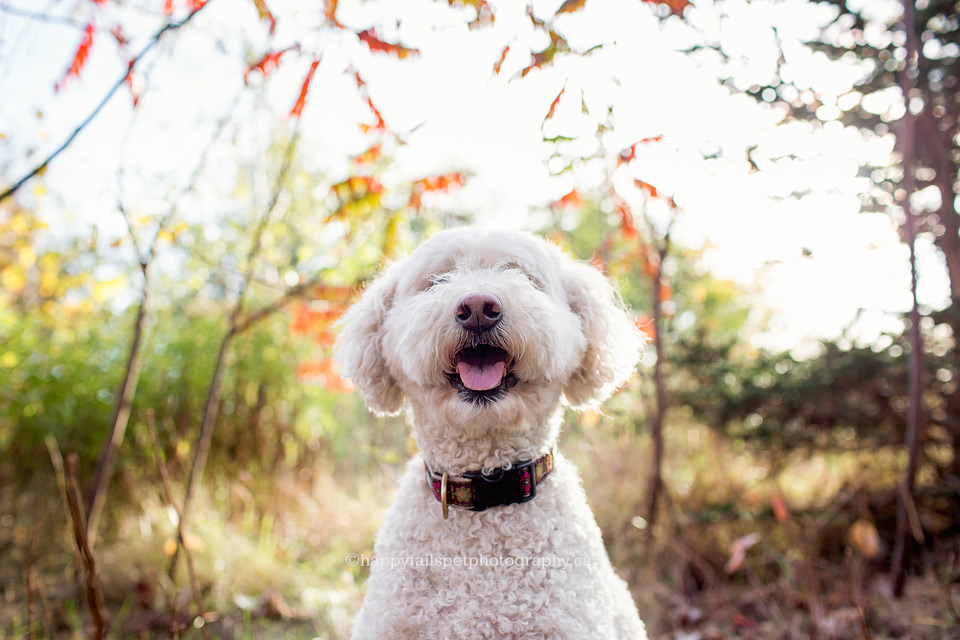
[
  {"x1": 85, "y1": 263, "x2": 149, "y2": 545},
  {"x1": 644, "y1": 243, "x2": 668, "y2": 536},
  {"x1": 891, "y1": 0, "x2": 925, "y2": 597}
]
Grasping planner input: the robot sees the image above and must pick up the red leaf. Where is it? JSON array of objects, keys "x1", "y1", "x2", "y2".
[
  {"x1": 187, "y1": 0, "x2": 207, "y2": 10},
  {"x1": 357, "y1": 28, "x2": 419, "y2": 59},
  {"x1": 251, "y1": 0, "x2": 277, "y2": 34},
  {"x1": 56, "y1": 23, "x2": 95, "y2": 91},
  {"x1": 89, "y1": 0, "x2": 109, "y2": 5},
  {"x1": 556, "y1": 0, "x2": 587, "y2": 14},
  {"x1": 552, "y1": 189, "x2": 582, "y2": 210},
  {"x1": 290, "y1": 58, "x2": 320, "y2": 118},
  {"x1": 125, "y1": 64, "x2": 143, "y2": 107},
  {"x1": 290, "y1": 57, "x2": 321, "y2": 118},
  {"x1": 493, "y1": 45, "x2": 510, "y2": 75},
  {"x1": 359, "y1": 97, "x2": 387, "y2": 133},
  {"x1": 244, "y1": 48, "x2": 293, "y2": 84},
  {"x1": 617, "y1": 135, "x2": 663, "y2": 166},
  {"x1": 163, "y1": 0, "x2": 175, "y2": 14},
  {"x1": 731, "y1": 612, "x2": 759, "y2": 629},
  {"x1": 110, "y1": 25, "x2": 128, "y2": 46},
  {"x1": 543, "y1": 86, "x2": 565, "y2": 124}
]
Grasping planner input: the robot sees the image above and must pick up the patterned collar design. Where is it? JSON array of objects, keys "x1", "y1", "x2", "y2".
[{"x1": 425, "y1": 451, "x2": 554, "y2": 517}]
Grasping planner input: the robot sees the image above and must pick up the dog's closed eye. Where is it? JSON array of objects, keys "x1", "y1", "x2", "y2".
[{"x1": 426, "y1": 273, "x2": 451, "y2": 289}]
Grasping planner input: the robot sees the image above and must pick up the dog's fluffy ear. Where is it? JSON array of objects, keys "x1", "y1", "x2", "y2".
[
  {"x1": 561, "y1": 259, "x2": 645, "y2": 409},
  {"x1": 334, "y1": 268, "x2": 403, "y2": 415}
]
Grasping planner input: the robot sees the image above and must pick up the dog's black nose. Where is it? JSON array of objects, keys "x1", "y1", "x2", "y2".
[{"x1": 456, "y1": 293, "x2": 503, "y2": 332}]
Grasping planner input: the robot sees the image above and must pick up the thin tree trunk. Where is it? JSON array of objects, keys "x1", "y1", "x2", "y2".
[
  {"x1": 85, "y1": 261, "x2": 149, "y2": 545},
  {"x1": 891, "y1": 0, "x2": 925, "y2": 597},
  {"x1": 645, "y1": 240, "x2": 669, "y2": 536}
]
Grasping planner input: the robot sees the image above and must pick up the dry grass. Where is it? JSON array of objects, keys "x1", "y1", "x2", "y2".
[{"x1": 1, "y1": 413, "x2": 957, "y2": 639}]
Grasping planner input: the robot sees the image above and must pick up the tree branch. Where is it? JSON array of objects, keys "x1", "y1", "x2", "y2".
[
  {"x1": 0, "y1": 0, "x2": 215, "y2": 204},
  {"x1": 0, "y1": 3, "x2": 88, "y2": 28}
]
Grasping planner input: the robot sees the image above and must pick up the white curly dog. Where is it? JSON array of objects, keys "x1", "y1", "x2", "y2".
[{"x1": 335, "y1": 228, "x2": 646, "y2": 640}]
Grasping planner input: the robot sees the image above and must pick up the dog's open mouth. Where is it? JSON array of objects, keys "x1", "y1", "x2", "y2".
[{"x1": 448, "y1": 344, "x2": 517, "y2": 402}]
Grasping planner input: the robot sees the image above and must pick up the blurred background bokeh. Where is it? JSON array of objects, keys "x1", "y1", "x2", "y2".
[{"x1": 1, "y1": 0, "x2": 958, "y2": 637}]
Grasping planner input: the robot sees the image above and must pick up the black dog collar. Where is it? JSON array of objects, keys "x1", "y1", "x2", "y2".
[{"x1": 425, "y1": 451, "x2": 555, "y2": 520}]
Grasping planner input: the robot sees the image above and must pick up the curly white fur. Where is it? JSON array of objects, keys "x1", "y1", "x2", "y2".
[{"x1": 335, "y1": 229, "x2": 646, "y2": 639}]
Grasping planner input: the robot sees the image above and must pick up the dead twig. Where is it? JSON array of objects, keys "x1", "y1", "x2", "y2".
[
  {"x1": 145, "y1": 410, "x2": 210, "y2": 640},
  {"x1": 26, "y1": 521, "x2": 41, "y2": 639},
  {"x1": 64, "y1": 454, "x2": 108, "y2": 640}
]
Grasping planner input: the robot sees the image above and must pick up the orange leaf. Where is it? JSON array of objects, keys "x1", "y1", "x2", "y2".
[
  {"x1": 187, "y1": 0, "x2": 206, "y2": 10},
  {"x1": 556, "y1": 0, "x2": 587, "y2": 14},
  {"x1": 659, "y1": 282, "x2": 673, "y2": 302},
  {"x1": 163, "y1": 0, "x2": 175, "y2": 14},
  {"x1": 56, "y1": 23, "x2": 96, "y2": 91},
  {"x1": 409, "y1": 173, "x2": 465, "y2": 209},
  {"x1": 617, "y1": 200, "x2": 636, "y2": 238},
  {"x1": 296, "y1": 358, "x2": 353, "y2": 392},
  {"x1": 251, "y1": 0, "x2": 277, "y2": 34},
  {"x1": 635, "y1": 179, "x2": 660, "y2": 199},
  {"x1": 543, "y1": 86, "x2": 565, "y2": 124},
  {"x1": 357, "y1": 28, "x2": 419, "y2": 59},
  {"x1": 642, "y1": 0, "x2": 691, "y2": 15},
  {"x1": 848, "y1": 519, "x2": 881, "y2": 558},
  {"x1": 290, "y1": 57, "x2": 321, "y2": 118},
  {"x1": 635, "y1": 316, "x2": 655, "y2": 340},
  {"x1": 289, "y1": 303, "x2": 346, "y2": 336},
  {"x1": 772, "y1": 494, "x2": 790, "y2": 524},
  {"x1": 353, "y1": 143, "x2": 382, "y2": 165},
  {"x1": 552, "y1": 189, "x2": 582, "y2": 210},
  {"x1": 325, "y1": 0, "x2": 344, "y2": 28},
  {"x1": 493, "y1": 45, "x2": 510, "y2": 75}
]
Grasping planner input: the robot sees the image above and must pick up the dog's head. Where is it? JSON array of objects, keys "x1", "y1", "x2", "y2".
[{"x1": 335, "y1": 229, "x2": 643, "y2": 430}]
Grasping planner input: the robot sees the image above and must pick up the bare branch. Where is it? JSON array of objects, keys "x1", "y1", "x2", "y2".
[
  {"x1": 0, "y1": 3, "x2": 88, "y2": 28},
  {"x1": 145, "y1": 411, "x2": 210, "y2": 640},
  {"x1": 64, "y1": 454, "x2": 108, "y2": 640},
  {"x1": 0, "y1": 0, "x2": 215, "y2": 204}
]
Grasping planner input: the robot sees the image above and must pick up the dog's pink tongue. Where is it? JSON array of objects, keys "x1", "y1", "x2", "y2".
[{"x1": 457, "y1": 361, "x2": 506, "y2": 391}]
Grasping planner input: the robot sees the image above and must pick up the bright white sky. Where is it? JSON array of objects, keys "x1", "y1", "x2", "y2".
[{"x1": 0, "y1": 0, "x2": 950, "y2": 352}]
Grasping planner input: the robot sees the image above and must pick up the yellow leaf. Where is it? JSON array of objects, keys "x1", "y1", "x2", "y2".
[
  {"x1": 157, "y1": 229, "x2": 174, "y2": 243},
  {"x1": 137, "y1": 215, "x2": 152, "y2": 226},
  {"x1": 17, "y1": 244, "x2": 36, "y2": 268},
  {"x1": 1, "y1": 352, "x2": 18, "y2": 368},
  {"x1": 93, "y1": 276, "x2": 126, "y2": 301},
  {"x1": 1, "y1": 266, "x2": 26, "y2": 293}
]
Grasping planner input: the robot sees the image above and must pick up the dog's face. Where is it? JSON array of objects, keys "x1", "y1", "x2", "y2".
[{"x1": 335, "y1": 229, "x2": 642, "y2": 431}]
